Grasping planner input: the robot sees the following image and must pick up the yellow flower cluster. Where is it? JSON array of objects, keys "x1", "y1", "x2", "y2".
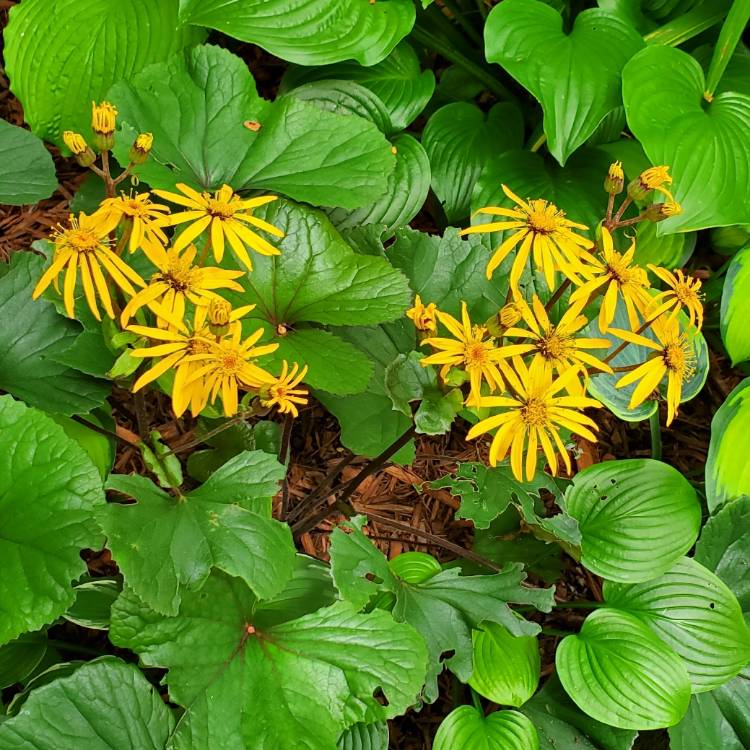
[
  {"x1": 32, "y1": 113, "x2": 308, "y2": 420},
  {"x1": 408, "y1": 165, "x2": 703, "y2": 481}
]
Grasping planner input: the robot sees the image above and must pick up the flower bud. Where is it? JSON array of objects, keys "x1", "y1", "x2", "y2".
[
  {"x1": 207, "y1": 298, "x2": 232, "y2": 337},
  {"x1": 604, "y1": 161, "x2": 624, "y2": 195},
  {"x1": 628, "y1": 165, "x2": 672, "y2": 201},
  {"x1": 406, "y1": 294, "x2": 438, "y2": 334},
  {"x1": 62, "y1": 130, "x2": 96, "y2": 167},
  {"x1": 129, "y1": 132, "x2": 153, "y2": 165},
  {"x1": 91, "y1": 100, "x2": 118, "y2": 151},
  {"x1": 643, "y1": 201, "x2": 682, "y2": 223}
]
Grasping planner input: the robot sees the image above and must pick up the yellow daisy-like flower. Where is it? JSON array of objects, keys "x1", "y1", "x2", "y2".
[
  {"x1": 91, "y1": 101, "x2": 117, "y2": 137},
  {"x1": 503, "y1": 295, "x2": 612, "y2": 377},
  {"x1": 258, "y1": 361, "x2": 309, "y2": 418},
  {"x1": 32, "y1": 211, "x2": 144, "y2": 321},
  {"x1": 119, "y1": 244, "x2": 245, "y2": 327},
  {"x1": 420, "y1": 301, "x2": 533, "y2": 403},
  {"x1": 154, "y1": 183, "x2": 283, "y2": 271},
  {"x1": 97, "y1": 192, "x2": 171, "y2": 260},
  {"x1": 613, "y1": 317, "x2": 696, "y2": 426},
  {"x1": 459, "y1": 184, "x2": 591, "y2": 292},
  {"x1": 467, "y1": 358, "x2": 602, "y2": 481},
  {"x1": 569, "y1": 227, "x2": 651, "y2": 332},
  {"x1": 406, "y1": 294, "x2": 438, "y2": 333},
  {"x1": 646, "y1": 266, "x2": 703, "y2": 329}
]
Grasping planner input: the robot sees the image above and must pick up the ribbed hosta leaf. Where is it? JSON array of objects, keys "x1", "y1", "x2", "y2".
[
  {"x1": 434, "y1": 706, "x2": 539, "y2": 750},
  {"x1": 721, "y1": 244, "x2": 750, "y2": 365}
]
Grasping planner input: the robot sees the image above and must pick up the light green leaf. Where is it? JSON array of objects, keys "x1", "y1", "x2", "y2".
[
  {"x1": 0, "y1": 395, "x2": 103, "y2": 646},
  {"x1": 604, "y1": 557, "x2": 750, "y2": 692},
  {"x1": 138, "y1": 430, "x2": 183, "y2": 489},
  {"x1": 469, "y1": 622, "x2": 540, "y2": 707},
  {"x1": 0, "y1": 119, "x2": 56, "y2": 205},
  {"x1": 634, "y1": 220, "x2": 696, "y2": 269},
  {"x1": 177, "y1": 0, "x2": 415, "y2": 67},
  {"x1": 484, "y1": 0, "x2": 643, "y2": 164},
  {"x1": 389, "y1": 552, "x2": 442, "y2": 583},
  {"x1": 51, "y1": 411, "x2": 115, "y2": 481},
  {"x1": 64, "y1": 579, "x2": 120, "y2": 630},
  {"x1": 622, "y1": 45, "x2": 750, "y2": 233},
  {"x1": 556, "y1": 609, "x2": 691, "y2": 729},
  {"x1": 111, "y1": 44, "x2": 395, "y2": 208},
  {"x1": 101, "y1": 451, "x2": 292, "y2": 615},
  {"x1": 434, "y1": 706, "x2": 540, "y2": 750},
  {"x1": 283, "y1": 43, "x2": 434, "y2": 132},
  {"x1": 0, "y1": 252, "x2": 110, "y2": 415},
  {"x1": 0, "y1": 633, "x2": 47, "y2": 690},
  {"x1": 721, "y1": 244, "x2": 750, "y2": 365},
  {"x1": 705, "y1": 378, "x2": 750, "y2": 512},
  {"x1": 565, "y1": 459, "x2": 701, "y2": 582},
  {"x1": 337, "y1": 722, "x2": 388, "y2": 750},
  {"x1": 422, "y1": 102, "x2": 524, "y2": 222},
  {"x1": 0, "y1": 658, "x2": 175, "y2": 749},
  {"x1": 4, "y1": 0, "x2": 203, "y2": 145},
  {"x1": 705, "y1": 0, "x2": 750, "y2": 97},
  {"x1": 111, "y1": 574, "x2": 427, "y2": 750}
]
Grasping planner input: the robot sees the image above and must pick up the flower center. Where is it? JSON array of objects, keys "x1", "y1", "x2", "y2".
[
  {"x1": 663, "y1": 338, "x2": 695, "y2": 379},
  {"x1": 185, "y1": 336, "x2": 211, "y2": 356},
  {"x1": 521, "y1": 397, "x2": 548, "y2": 427},
  {"x1": 156, "y1": 259, "x2": 196, "y2": 292},
  {"x1": 527, "y1": 208, "x2": 559, "y2": 234},
  {"x1": 216, "y1": 347, "x2": 244, "y2": 376},
  {"x1": 464, "y1": 332, "x2": 493, "y2": 368},
  {"x1": 65, "y1": 228, "x2": 102, "y2": 254},
  {"x1": 207, "y1": 199, "x2": 236, "y2": 219},
  {"x1": 674, "y1": 282, "x2": 699, "y2": 305},
  {"x1": 537, "y1": 330, "x2": 570, "y2": 362}
]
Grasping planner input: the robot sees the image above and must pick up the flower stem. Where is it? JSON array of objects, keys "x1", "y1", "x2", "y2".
[
  {"x1": 545, "y1": 278, "x2": 571, "y2": 312},
  {"x1": 649, "y1": 408, "x2": 662, "y2": 460}
]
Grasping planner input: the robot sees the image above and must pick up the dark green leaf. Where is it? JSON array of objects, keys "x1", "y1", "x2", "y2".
[
  {"x1": 0, "y1": 119, "x2": 56, "y2": 205},
  {"x1": 0, "y1": 633, "x2": 47, "y2": 690},
  {"x1": 64, "y1": 579, "x2": 121, "y2": 630}
]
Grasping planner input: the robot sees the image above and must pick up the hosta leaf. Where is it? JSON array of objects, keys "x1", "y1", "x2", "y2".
[
  {"x1": 434, "y1": 706, "x2": 539, "y2": 750},
  {"x1": 622, "y1": 45, "x2": 750, "y2": 232},
  {"x1": 0, "y1": 120, "x2": 56, "y2": 205},
  {"x1": 0, "y1": 633, "x2": 48, "y2": 690},
  {"x1": 564, "y1": 459, "x2": 701, "y2": 582},
  {"x1": 556, "y1": 609, "x2": 691, "y2": 729},
  {"x1": 604, "y1": 557, "x2": 750, "y2": 692},
  {"x1": 721, "y1": 244, "x2": 750, "y2": 365},
  {"x1": 177, "y1": 0, "x2": 415, "y2": 67},
  {"x1": 422, "y1": 102, "x2": 524, "y2": 222},
  {"x1": 0, "y1": 252, "x2": 110, "y2": 415},
  {"x1": 110, "y1": 44, "x2": 395, "y2": 208},
  {"x1": 633, "y1": 220, "x2": 696, "y2": 269},
  {"x1": 0, "y1": 658, "x2": 174, "y2": 749},
  {"x1": 283, "y1": 43, "x2": 434, "y2": 132},
  {"x1": 469, "y1": 622, "x2": 540, "y2": 707},
  {"x1": 337, "y1": 722, "x2": 388, "y2": 750},
  {"x1": 0, "y1": 397, "x2": 103, "y2": 646},
  {"x1": 484, "y1": 0, "x2": 643, "y2": 164},
  {"x1": 705, "y1": 378, "x2": 750, "y2": 512},
  {"x1": 101, "y1": 451, "x2": 293, "y2": 615},
  {"x1": 110, "y1": 574, "x2": 427, "y2": 750}
]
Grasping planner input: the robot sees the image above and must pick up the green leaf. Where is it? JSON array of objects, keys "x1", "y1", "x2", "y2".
[
  {"x1": 0, "y1": 395, "x2": 103, "y2": 646},
  {"x1": 604, "y1": 557, "x2": 750, "y2": 692},
  {"x1": 634, "y1": 220, "x2": 696, "y2": 269},
  {"x1": 283, "y1": 43, "x2": 434, "y2": 131},
  {"x1": 668, "y1": 674, "x2": 750, "y2": 750},
  {"x1": 327, "y1": 133, "x2": 430, "y2": 232},
  {"x1": 422, "y1": 102, "x2": 524, "y2": 222},
  {"x1": 0, "y1": 633, "x2": 47, "y2": 690},
  {"x1": 111, "y1": 44, "x2": 395, "y2": 208},
  {"x1": 51, "y1": 412, "x2": 115, "y2": 481},
  {"x1": 64, "y1": 579, "x2": 120, "y2": 630},
  {"x1": 484, "y1": 0, "x2": 643, "y2": 164},
  {"x1": 469, "y1": 622, "x2": 540, "y2": 707},
  {"x1": 4, "y1": 0, "x2": 203, "y2": 145},
  {"x1": 101, "y1": 451, "x2": 293, "y2": 615},
  {"x1": 434, "y1": 706, "x2": 540, "y2": 750},
  {"x1": 721, "y1": 244, "x2": 750, "y2": 365},
  {"x1": 622, "y1": 45, "x2": 750, "y2": 233},
  {"x1": 705, "y1": 0, "x2": 750, "y2": 97},
  {"x1": 0, "y1": 252, "x2": 110, "y2": 416},
  {"x1": 705, "y1": 378, "x2": 750, "y2": 512},
  {"x1": 565, "y1": 459, "x2": 701, "y2": 582},
  {"x1": 556, "y1": 609, "x2": 691, "y2": 729},
  {"x1": 177, "y1": 0, "x2": 415, "y2": 67},
  {"x1": 138, "y1": 430, "x2": 183, "y2": 489},
  {"x1": 0, "y1": 658, "x2": 174, "y2": 749},
  {"x1": 0, "y1": 119, "x2": 56, "y2": 205},
  {"x1": 521, "y1": 674, "x2": 638, "y2": 750},
  {"x1": 337, "y1": 722, "x2": 388, "y2": 750},
  {"x1": 111, "y1": 574, "x2": 427, "y2": 750}
]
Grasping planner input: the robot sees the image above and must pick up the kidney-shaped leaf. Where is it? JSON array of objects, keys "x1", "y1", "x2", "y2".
[
  {"x1": 565, "y1": 459, "x2": 701, "y2": 583},
  {"x1": 556, "y1": 609, "x2": 691, "y2": 730},
  {"x1": 434, "y1": 706, "x2": 539, "y2": 750},
  {"x1": 0, "y1": 119, "x2": 57, "y2": 205},
  {"x1": 604, "y1": 557, "x2": 750, "y2": 693},
  {"x1": 0, "y1": 658, "x2": 174, "y2": 750}
]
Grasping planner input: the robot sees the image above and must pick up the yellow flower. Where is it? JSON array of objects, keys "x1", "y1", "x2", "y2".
[
  {"x1": 91, "y1": 101, "x2": 118, "y2": 136},
  {"x1": 154, "y1": 183, "x2": 283, "y2": 271},
  {"x1": 63, "y1": 131, "x2": 88, "y2": 155},
  {"x1": 499, "y1": 301, "x2": 522, "y2": 328},
  {"x1": 646, "y1": 266, "x2": 703, "y2": 329},
  {"x1": 613, "y1": 317, "x2": 696, "y2": 425},
  {"x1": 32, "y1": 211, "x2": 144, "y2": 321},
  {"x1": 503, "y1": 295, "x2": 612, "y2": 377},
  {"x1": 406, "y1": 294, "x2": 438, "y2": 333},
  {"x1": 97, "y1": 192, "x2": 171, "y2": 259},
  {"x1": 130, "y1": 133, "x2": 153, "y2": 165},
  {"x1": 467, "y1": 358, "x2": 602, "y2": 481},
  {"x1": 258, "y1": 361, "x2": 309, "y2": 418},
  {"x1": 459, "y1": 184, "x2": 591, "y2": 292},
  {"x1": 569, "y1": 227, "x2": 651, "y2": 332},
  {"x1": 420, "y1": 301, "x2": 533, "y2": 403},
  {"x1": 119, "y1": 244, "x2": 245, "y2": 327},
  {"x1": 629, "y1": 165, "x2": 675, "y2": 202}
]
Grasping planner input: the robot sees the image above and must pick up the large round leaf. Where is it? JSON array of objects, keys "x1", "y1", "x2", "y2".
[
  {"x1": 623, "y1": 45, "x2": 750, "y2": 233},
  {"x1": 556, "y1": 609, "x2": 691, "y2": 729},
  {"x1": 564, "y1": 459, "x2": 701, "y2": 582},
  {"x1": 604, "y1": 557, "x2": 750, "y2": 692},
  {"x1": 0, "y1": 658, "x2": 174, "y2": 749},
  {"x1": 484, "y1": 0, "x2": 643, "y2": 165},
  {"x1": 721, "y1": 243, "x2": 750, "y2": 366},
  {"x1": 433, "y1": 706, "x2": 540, "y2": 750},
  {"x1": 4, "y1": 0, "x2": 203, "y2": 145},
  {"x1": 0, "y1": 395, "x2": 103, "y2": 646},
  {"x1": 0, "y1": 119, "x2": 56, "y2": 205}
]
